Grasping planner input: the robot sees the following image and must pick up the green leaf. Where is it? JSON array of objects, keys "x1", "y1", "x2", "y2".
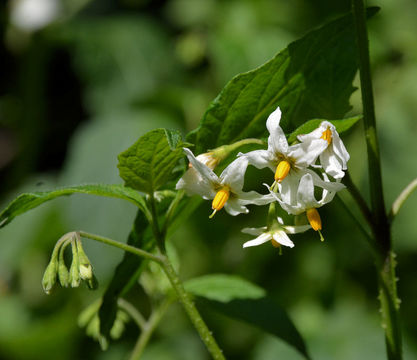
[
  {"x1": 287, "y1": 115, "x2": 362, "y2": 143},
  {"x1": 0, "y1": 184, "x2": 147, "y2": 229},
  {"x1": 200, "y1": 297, "x2": 311, "y2": 360},
  {"x1": 189, "y1": 8, "x2": 378, "y2": 154},
  {"x1": 118, "y1": 128, "x2": 186, "y2": 194},
  {"x1": 184, "y1": 274, "x2": 266, "y2": 302}
]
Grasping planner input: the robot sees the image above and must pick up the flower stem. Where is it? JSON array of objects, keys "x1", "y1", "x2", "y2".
[
  {"x1": 351, "y1": 1, "x2": 402, "y2": 359},
  {"x1": 160, "y1": 256, "x2": 225, "y2": 360},
  {"x1": 78, "y1": 231, "x2": 163, "y2": 264},
  {"x1": 388, "y1": 177, "x2": 417, "y2": 224},
  {"x1": 128, "y1": 298, "x2": 173, "y2": 360}
]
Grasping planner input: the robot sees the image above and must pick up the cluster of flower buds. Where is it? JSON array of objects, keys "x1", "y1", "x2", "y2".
[
  {"x1": 42, "y1": 231, "x2": 97, "y2": 294},
  {"x1": 176, "y1": 106, "x2": 349, "y2": 249}
]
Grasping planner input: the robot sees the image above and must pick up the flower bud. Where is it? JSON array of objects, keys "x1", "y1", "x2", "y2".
[
  {"x1": 58, "y1": 260, "x2": 70, "y2": 288},
  {"x1": 42, "y1": 260, "x2": 57, "y2": 294},
  {"x1": 69, "y1": 247, "x2": 81, "y2": 288}
]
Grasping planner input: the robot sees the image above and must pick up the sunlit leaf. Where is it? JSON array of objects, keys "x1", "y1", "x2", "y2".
[
  {"x1": 188, "y1": 8, "x2": 378, "y2": 154},
  {"x1": 118, "y1": 129, "x2": 186, "y2": 194},
  {"x1": 0, "y1": 184, "x2": 147, "y2": 229}
]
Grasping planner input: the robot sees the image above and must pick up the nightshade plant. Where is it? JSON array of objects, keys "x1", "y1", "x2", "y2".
[{"x1": 0, "y1": 2, "x2": 415, "y2": 360}]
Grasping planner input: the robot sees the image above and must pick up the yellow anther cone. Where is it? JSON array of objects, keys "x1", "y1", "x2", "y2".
[
  {"x1": 320, "y1": 127, "x2": 332, "y2": 145},
  {"x1": 306, "y1": 208, "x2": 322, "y2": 231},
  {"x1": 274, "y1": 160, "x2": 291, "y2": 182}
]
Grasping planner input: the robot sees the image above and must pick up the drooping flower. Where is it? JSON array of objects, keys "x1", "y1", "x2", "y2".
[
  {"x1": 268, "y1": 172, "x2": 345, "y2": 233},
  {"x1": 239, "y1": 106, "x2": 328, "y2": 184},
  {"x1": 176, "y1": 148, "x2": 274, "y2": 217},
  {"x1": 242, "y1": 217, "x2": 311, "y2": 249},
  {"x1": 297, "y1": 121, "x2": 350, "y2": 179}
]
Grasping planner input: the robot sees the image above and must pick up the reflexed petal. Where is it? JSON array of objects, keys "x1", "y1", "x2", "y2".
[
  {"x1": 331, "y1": 131, "x2": 350, "y2": 168},
  {"x1": 278, "y1": 172, "x2": 303, "y2": 205},
  {"x1": 176, "y1": 169, "x2": 215, "y2": 199},
  {"x1": 221, "y1": 156, "x2": 248, "y2": 191},
  {"x1": 305, "y1": 169, "x2": 345, "y2": 192},
  {"x1": 266, "y1": 107, "x2": 288, "y2": 154},
  {"x1": 296, "y1": 126, "x2": 324, "y2": 142},
  {"x1": 320, "y1": 148, "x2": 345, "y2": 179},
  {"x1": 237, "y1": 190, "x2": 275, "y2": 206},
  {"x1": 239, "y1": 149, "x2": 275, "y2": 171},
  {"x1": 243, "y1": 232, "x2": 272, "y2": 248},
  {"x1": 183, "y1": 148, "x2": 219, "y2": 185},
  {"x1": 288, "y1": 139, "x2": 327, "y2": 168},
  {"x1": 297, "y1": 173, "x2": 318, "y2": 208},
  {"x1": 224, "y1": 199, "x2": 249, "y2": 216},
  {"x1": 242, "y1": 227, "x2": 267, "y2": 236},
  {"x1": 272, "y1": 231, "x2": 294, "y2": 248},
  {"x1": 283, "y1": 224, "x2": 311, "y2": 234}
]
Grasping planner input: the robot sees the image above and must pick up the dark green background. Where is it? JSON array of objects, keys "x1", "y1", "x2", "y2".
[{"x1": 0, "y1": 0, "x2": 416, "y2": 359}]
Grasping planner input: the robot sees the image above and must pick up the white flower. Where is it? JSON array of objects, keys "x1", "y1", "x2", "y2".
[
  {"x1": 239, "y1": 106, "x2": 328, "y2": 184},
  {"x1": 297, "y1": 121, "x2": 350, "y2": 179},
  {"x1": 268, "y1": 172, "x2": 344, "y2": 231},
  {"x1": 10, "y1": 0, "x2": 60, "y2": 32},
  {"x1": 242, "y1": 217, "x2": 311, "y2": 248},
  {"x1": 176, "y1": 148, "x2": 274, "y2": 216}
]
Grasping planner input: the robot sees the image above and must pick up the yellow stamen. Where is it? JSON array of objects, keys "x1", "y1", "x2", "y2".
[
  {"x1": 211, "y1": 188, "x2": 230, "y2": 212},
  {"x1": 320, "y1": 127, "x2": 332, "y2": 145},
  {"x1": 274, "y1": 160, "x2": 291, "y2": 182},
  {"x1": 306, "y1": 208, "x2": 322, "y2": 231},
  {"x1": 271, "y1": 239, "x2": 281, "y2": 248}
]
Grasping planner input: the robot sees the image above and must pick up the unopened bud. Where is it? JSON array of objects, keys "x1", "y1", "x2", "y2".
[
  {"x1": 58, "y1": 260, "x2": 70, "y2": 287},
  {"x1": 69, "y1": 251, "x2": 80, "y2": 288},
  {"x1": 76, "y1": 239, "x2": 94, "y2": 281},
  {"x1": 42, "y1": 260, "x2": 57, "y2": 294}
]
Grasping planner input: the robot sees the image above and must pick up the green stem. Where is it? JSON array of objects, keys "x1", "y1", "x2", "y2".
[
  {"x1": 160, "y1": 257, "x2": 225, "y2": 360},
  {"x1": 78, "y1": 231, "x2": 163, "y2": 264},
  {"x1": 148, "y1": 193, "x2": 165, "y2": 252},
  {"x1": 117, "y1": 298, "x2": 147, "y2": 330},
  {"x1": 388, "y1": 178, "x2": 417, "y2": 224},
  {"x1": 351, "y1": 1, "x2": 402, "y2": 359},
  {"x1": 128, "y1": 298, "x2": 172, "y2": 360},
  {"x1": 79, "y1": 229, "x2": 225, "y2": 359},
  {"x1": 344, "y1": 171, "x2": 373, "y2": 226}
]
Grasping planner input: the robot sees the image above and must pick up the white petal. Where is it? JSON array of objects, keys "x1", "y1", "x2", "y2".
[
  {"x1": 297, "y1": 173, "x2": 318, "y2": 208},
  {"x1": 224, "y1": 199, "x2": 249, "y2": 216},
  {"x1": 183, "y1": 148, "x2": 219, "y2": 185},
  {"x1": 288, "y1": 139, "x2": 328, "y2": 168},
  {"x1": 239, "y1": 149, "x2": 275, "y2": 171},
  {"x1": 176, "y1": 169, "x2": 215, "y2": 198},
  {"x1": 283, "y1": 224, "x2": 311, "y2": 234},
  {"x1": 237, "y1": 190, "x2": 276, "y2": 206},
  {"x1": 266, "y1": 107, "x2": 288, "y2": 154},
  {"x1": 243, "y1": 232, "x2": 272, "y2": 248},
  {"x1": 272, "y1": 231, "x2": 294, "y2": 248},
  {"x1": 296, "y1": 126, "x2": 324, "y2": 142},
  {"x1": 330, "y1": 131, "x2": 350, "y2": 168},
  {"x1": 320, "y1": 148, "x2": 345, "y2": 179},
  {"x1": 221, "y1": 156, "x2": 248, "y2": 191},
  {"x1": 242, "y1": 227, "x2": 267, "y2": 236}
]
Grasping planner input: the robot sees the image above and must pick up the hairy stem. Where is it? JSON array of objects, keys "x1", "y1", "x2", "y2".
[
  {"x1": 160, "y1": 256, "x2": 225, "y2": 360},
  {"x1": 78, "y1": 231, "x2": 163, "y2": 264},
  {"x1": 351, "y1": 1, "x2": 402, "y2": 359}
]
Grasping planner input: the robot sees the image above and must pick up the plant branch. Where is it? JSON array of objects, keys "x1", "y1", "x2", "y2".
[
  {"x1": 344, "y1": 171, "x2": 373, "y2": 226},
  {"x1": 129, "y1": 298, "x2": 173, "y2": 360},
  {"x1": 160, "y1": 256, "x2": 225, "y2": 360},
  {"x1": 78, "y1": 231, "x2": 163, "y2": 264},
  {"x1": 117, "y1": 298, "x2": 147, "y2": 331},
  {"x1": 352, "y1": 1, "x2": 402, "y2": 359},
  {"x1": 388, "y1": 178, "x2": 417, "y2": 224}
]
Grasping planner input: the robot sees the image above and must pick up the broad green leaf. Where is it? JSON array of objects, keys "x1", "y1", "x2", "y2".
[
  {"x1": 200, "y1": 297, "x2": 311, "y2": 360},
  {"x1": 287, "y1": 115, "x2": 362, "y2": 143},
  {"x1": 188, "y1": 8, "x2": 378, "y2": 154},
  {"x1": 0, "y1": 184, "x2": 147, "y2": 229},
  {"x1": 118, "y1": 129, "x2": 186, "y2": 194},
  {"x1": 184, "y1": 274, "x2": 266, "y2": 302}
]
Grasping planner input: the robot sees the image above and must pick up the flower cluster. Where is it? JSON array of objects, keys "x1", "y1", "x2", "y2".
[{"x1": 176, "y1": 106, "x2": 349, "y2": 250}]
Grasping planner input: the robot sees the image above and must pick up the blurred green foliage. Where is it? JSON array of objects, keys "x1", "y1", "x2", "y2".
[{"x1": 0, "y1": 0, "x2": 416, "y2": 359}]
